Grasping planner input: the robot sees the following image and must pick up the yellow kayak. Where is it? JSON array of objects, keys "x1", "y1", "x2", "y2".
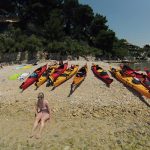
[
  {"x1": 72, "y1": 64, "x2": 88, "y2": 86},
  {"x1": 53, "y1": 65, "x2": 79, "y2": 87},
  {"x1": 110, "y1": 67, "x2": 150, "y2": 98},
  {"x1": 35, "y1": 65, "x2": 57, "y2": 88}
]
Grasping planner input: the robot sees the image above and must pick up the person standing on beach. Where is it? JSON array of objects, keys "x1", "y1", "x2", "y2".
[{"x1": 30, "y1": 92, "x2": 50, "y2": 139}]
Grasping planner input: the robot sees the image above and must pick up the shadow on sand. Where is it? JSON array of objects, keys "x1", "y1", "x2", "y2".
[
  {"x1": 51, "y1": 86, "x2": 56, "y2": 91},
  {"x1": 124, "y1": 84, "x2": 150, "y2": 107},
  {"x1": 68, "y1": 80, "x2": 85, "y2": 97}
]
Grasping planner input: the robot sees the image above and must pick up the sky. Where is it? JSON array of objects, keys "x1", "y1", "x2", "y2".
[{"x1": 79, "y1": 0, "x2": 150, "y2": 47}]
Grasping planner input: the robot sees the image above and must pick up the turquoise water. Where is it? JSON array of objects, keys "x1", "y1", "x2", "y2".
[{"x1": 129, "y1": 61, "x2": 150, "y2": 71}]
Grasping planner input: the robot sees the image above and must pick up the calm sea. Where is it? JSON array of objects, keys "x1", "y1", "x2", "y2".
[{"x1": 129, "y1": 61, "x2": 150, "y2": 71}]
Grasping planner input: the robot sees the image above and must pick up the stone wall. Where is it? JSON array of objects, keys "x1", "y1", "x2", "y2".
[
  {"x1": 0, "y1": 51, "x2": 43, "y2": 64},
  {"x1": 0, "y1": 51, "x2": 95, "y2": 64},
  {"x1": 0, "y1": 51, "x2": 80, "y2": 63}
]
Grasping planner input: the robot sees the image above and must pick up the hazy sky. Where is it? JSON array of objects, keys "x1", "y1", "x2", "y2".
[{"x1": 79, "y1": 0, "x2": 150, "y2": 47}]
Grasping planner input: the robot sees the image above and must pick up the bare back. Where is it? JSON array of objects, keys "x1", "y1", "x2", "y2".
[{"x1": 37, "y1": 100, "x2": 50, "y2": 114}]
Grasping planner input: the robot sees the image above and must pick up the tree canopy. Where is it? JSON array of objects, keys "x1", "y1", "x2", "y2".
[{"x1": 0, "y1": 0, "x2": 146, "y2": 59}]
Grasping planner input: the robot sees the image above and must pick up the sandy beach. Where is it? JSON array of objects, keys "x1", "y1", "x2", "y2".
[{"x1": 0, "y1": 60, "x2": 150, "y2": 150}]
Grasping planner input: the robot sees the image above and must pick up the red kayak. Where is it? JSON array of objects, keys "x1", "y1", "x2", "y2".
[
  {"x1": 120, "y1": 65, "x2": 136, "y2": 76},
  {"x1": 91, "y1": 64, "x2": 113, "y2": 85},
  {"x1": 121, "y1": 65, "x2": 150, "y2": 90},
  {"x1": 120, "y1": 65, "x2": 145, "y2": 78},
  {"x1": 20, "y1": 64, "x2": 47, "y2": 91},
  {"x1": 46, "y1": 62, "x2": 68, "y2": 86},
  {"x1": 145, "y1": 70, "x2": 150, "y2": 79}
]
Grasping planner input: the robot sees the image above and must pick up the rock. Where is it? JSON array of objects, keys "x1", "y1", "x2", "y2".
[
  {"x1": 92, "y1": 113, "x2": 99, "y2": 118},
  {"x1": 116, "y1": 140, "x2": 121, "y2": 145},
  {"x1": 64, "y1": 146, "x2": 70, "y2": 150}
]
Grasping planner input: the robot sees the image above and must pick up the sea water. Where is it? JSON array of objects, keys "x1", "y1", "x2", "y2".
[{"x1": 129, "y1": 61, "x2": 150, "y2": 71}]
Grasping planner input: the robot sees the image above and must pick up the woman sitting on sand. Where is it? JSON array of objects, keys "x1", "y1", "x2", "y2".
[{"x1": 30, "y1": 92, "x2": 50, "y2": 139}]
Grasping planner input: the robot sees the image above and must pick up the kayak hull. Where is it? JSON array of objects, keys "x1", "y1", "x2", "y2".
[
  {"x1": 20, "y1": 64, "x2": 47, "y2": 90},
  {"x1": 47, "y1": 62, "x2": 68, "y2": 86},
  {"x1": 54, "y1": 65, "x2": 79, "y2": 87},
  {"x1": 35, "y1": 65, "x2": 57, "y2": 88},
  {"x1": 72, "y1": 64, "x2": 88, "y2": 86},
  {"x1": 92, "y1": 64, "x2": 113, "y2": 85},
  {"x1": 110, "y1": 67, "x2": 150, "y2": 98}
]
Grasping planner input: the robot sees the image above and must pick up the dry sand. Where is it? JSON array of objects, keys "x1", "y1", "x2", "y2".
[{"x1": 0, "y1": 61, "x2": 150, "y2": 150}]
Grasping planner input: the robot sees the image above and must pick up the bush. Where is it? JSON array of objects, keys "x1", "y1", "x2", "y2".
[
  {"x1": 46, "y1": 39, "x2": 101, "y2": 57},
  {"x1": 0, "y1": 40, "x2": 5, "y2": 53},
  {"x1": 24, "y1": 34, "x2": 43, "y2": 52},
  {"x1": 112, "y1": 48, "x2": 128, "y2": 59}
]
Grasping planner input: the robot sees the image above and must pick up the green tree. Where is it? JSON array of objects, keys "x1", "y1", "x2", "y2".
[
  {"x1": 72, "y1": 4, "x2": 94, "y2": 40},
  {"x1": 89, "y1": 14, "x2": 108, "y2": 37},
  {"x1": 94, "y1": 30, "x2": 115, "y2": 55},
  {"x1": 63, "y1": 0, "x2": 79, "y2": 35},
  {"x1": 44, "y1": 9, "x2": 64, "y2": 41},
  {"x1": 0, "y1": 36, "x2": 5, "y2": 53},
  {"x1": 143, "y1": 44, "x2": 150, "y2": 58},
  {"x1": 112, "y1": 39, "x2": 129, "y2": 59},
  {"x1": 24, "y1": 34, "x2": 42, "y2": 52},
  {"x1": 73, "y1": 4, "x2": 94, "y2": 28}
]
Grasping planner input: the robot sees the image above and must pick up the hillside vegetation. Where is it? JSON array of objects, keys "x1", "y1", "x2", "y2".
[{"x1": 0, "y1": 0, "x2": 150, "y2": 60}]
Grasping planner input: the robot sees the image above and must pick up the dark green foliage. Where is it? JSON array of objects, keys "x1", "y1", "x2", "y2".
[
  {"x1": 94, "y1": 30, "x2": 115, "y2": 55},
  {"x1": 73, "y1": 4, "x2": 94, "y2": 28},
  {"x1": 89, "y1": 14, "x2": 108, "y2": 37},
  {"x1": 143, "y1": 45, "x2": 150, "y2": 53},
  {"x1": 142, "y1": 44, "x2": 150, "y2": 58},
  {"x1": 44, "y1": 9, "x2": 64, "y2": 41},
  {"x1": 46, "y1": 37, "x2": 101, "y2": 58},
  {"x1": 112, "y1": 39, "x2": 129, "y2": 59},
  {"x1": 24, "y1": 34, "x2": 42, "y2": 52},
  {"x1": 0, "y1": 36, "x2": 5, "y2": 53},
  {"x1": 1, "y1": 0, "x2": 143, "y2": 59},
  {"x1": 63, "y1": 0, "x2": 79, "y2": 35}
]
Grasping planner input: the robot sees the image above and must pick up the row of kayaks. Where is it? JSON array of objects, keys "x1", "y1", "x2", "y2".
[
  {"x1": 19, "y1": 63, "x2": 150, "y2": 98},
  {"x1": 20, "y1": 63, "x2": 88, "y2": 91},
  {"x1": 110, "y1": 65, "x2": 150, "y2": 98},
  {"x1": 19, "y1": 63, "x2": 112, "y2": 91}
]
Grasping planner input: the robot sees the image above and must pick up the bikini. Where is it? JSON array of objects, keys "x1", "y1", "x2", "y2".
[
  {"x1": 37, "y1": 102, "x2": 49, "y2": 114},
  {"x1": 37, "y1": 108, "x2": 49, "y2": 114}
]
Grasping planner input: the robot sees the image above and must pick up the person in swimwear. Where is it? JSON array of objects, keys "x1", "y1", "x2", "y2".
[{"x1": 30, "y1": 92, "x2": 50, "y2": 139}]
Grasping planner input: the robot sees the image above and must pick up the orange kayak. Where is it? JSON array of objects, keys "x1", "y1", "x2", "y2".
[{"x1": 72, "y1": 64, "x2": 88, "y2": 86}]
